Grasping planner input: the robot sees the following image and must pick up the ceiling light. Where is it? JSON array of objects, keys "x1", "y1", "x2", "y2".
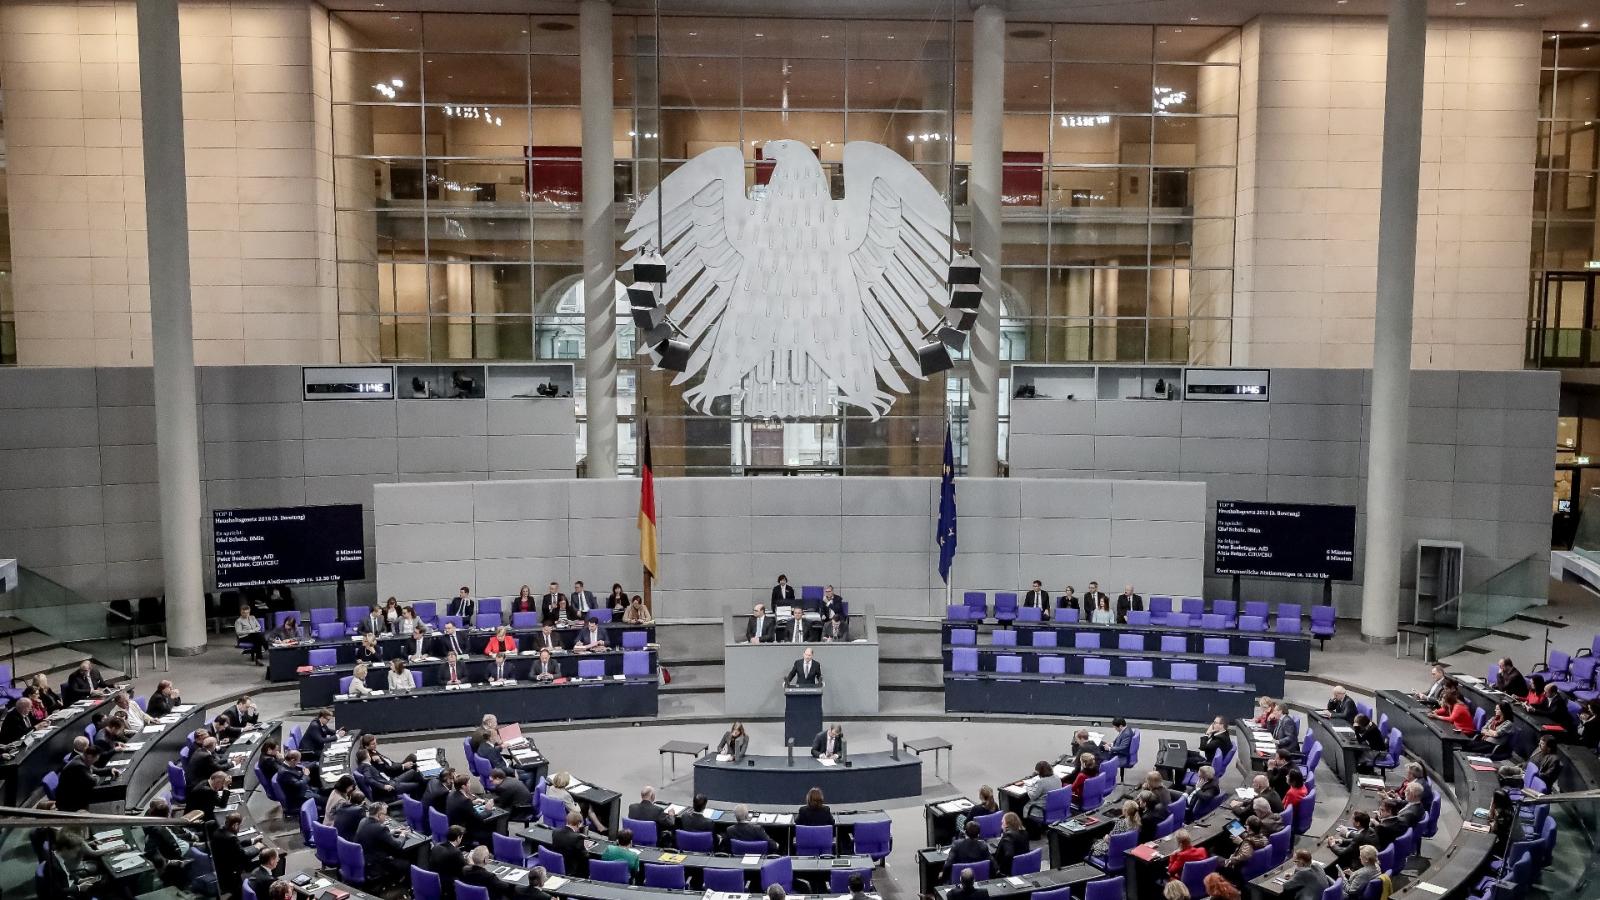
[
  {"x1": 1189, "y1": 16, "x2": 1199, "y2": 21},
  {"x1": 390, "y1": 78, "x2": 403, "y2": 87}
]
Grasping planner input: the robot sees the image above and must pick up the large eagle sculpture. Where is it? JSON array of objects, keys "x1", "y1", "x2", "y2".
[{"x1": 622, "y1": 140, "x2": 957, "y2": 420}]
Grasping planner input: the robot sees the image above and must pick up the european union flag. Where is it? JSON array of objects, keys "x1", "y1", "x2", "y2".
[{"x1": 937, "y1": 424, "x2": 958, "y2": 584}]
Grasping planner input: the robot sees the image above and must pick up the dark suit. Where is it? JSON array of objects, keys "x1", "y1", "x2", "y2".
[
  {"x1": 0, "y1": 708, "x2": 34, "y2": 744},
  {"x1": 495, "y1": 778, "x2": 534, "y2": 817},
  {"x1": 551, "y1": 826, "x2": 590, "y2": 877},
  {"x1": 1081, "y1": 592, "x2": 1108, "y2": 619},
  {"x1": 795, "y1": 804, "x2": 834, "y2": 827},
  {"x1": 185, "y1": 749, "x2": 229, "y2": 790},
  {"x1": 946, "y1": 835, "x2": 992, "y2": 880},
  {"x1": 1272, "y1": 715, "x2": 1300, "y2": 752},
  {"x1": 277, "y1": 765, "x2": 312, "y2": 812},
  {"x1": 810, "y1": 731, "x2": 845, "y2": 759},
  {"x1": 1282, "y1": 865, "x2": 1331, "y2": 900},
  {"x1": 187, "y1": 784, "x2": 228, "y2": 820},
  {"x1": 359, "y1": 613, "x2": 388, "y2": 636},
  {"x1": 784, "y1": 616, "x2": 811, "y2": 644},
  {"x1": 300, "y1": 721, "x2": 337, "y2": 760},
  {"x1": 210, "y1": 830, "x2": 255, "y2": 897},
  {"x1": 1115, "y1": 593, "x2": 1143, "y2": 624},
  {"x1": 447, "y1": 790, "x2": 493, "y2": 842},
  {"x1": 725, "y1": 821, "x2": 776, "y2": 853},
  {"x1": 993, "y1": 829, "x2": 1029, "y2": 876},
  {"x1": 423, "y1": 776, "x2": 452, "y2": 812},
  {"x1": 1189, "y1": 781, "x2": 1220, "y2": 817},
  {"x1": 63, "y1": 668, "x2": 106, "y2": 704},
  {"x1": 530, "y1": 658, "x2": 561, "y2": 681},
  {"x1": 626, "y1": 801, "x2": 673, "y2": 843},
  {"x1": 786, "y1": 658, "x2": 823, "y2": 686},
  {"x1": 529, "y1": 631, "x2": 563, "y2": 652},
  {"x1": 247, "y1": 864, "x2": 277, "y2": 900},
  {"x1": 540, "y1": 594, "x2": 568, "y2": 625},
  {"x1": 434, "y1": 631, "x2": 468, "y2": 658},
  {"x1": 680, "y1": 811, "x2": 716, "y2": 835},
  {"x1": 356, "y1": 816, "x2": 407, "y2": 879},
  {"x1": 147, "y1": 692, "x2": 176, "y2": 718},
  {"x1": 949, "y1": 882, "x2": 992, "y2": 900},
  {"x1": 1496, "y1": 668, "x2": 1529, "y2": 698},
  {"x1": 56, "y1": 758, "x2": 99, "y2": 811},
  {"x1": 334, "y1": 803, "x2": 366, "y2": 840},
  {"x1": 771, "y1": 584, "x2": 796, "y2": 606},
  {"x1": 1022, "y1": 590, "x2": 1050, "y2": 617},
  {"x1": 822, "y1": 620, "x2": 851, "y2": 642},
  {"x1": 1327, "y1": 696, "x2": 1358, "y2": 721},
  {"x1": 429, "y1": 842, "x2": 467, "y2": 896},
  {"x1": 745, "y1": 615, "x2": 775, "y2": 643},
  {"x1": 570, "y1": 592, "x2": 597, "y2": 617},
  {"x1": 450, "y1": 597, "x2": 478, "y2": 621},
  {"x1": 460, "y1": 864, "x2": 509, "y2": 900}
]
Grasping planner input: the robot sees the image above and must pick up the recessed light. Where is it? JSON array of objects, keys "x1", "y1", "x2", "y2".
[
  {"x1": 1189, "y1": 15, "x2": 1199, "y2": 21},
  {"x1": 1455, "y1": 1, "x2": 1466, "y2": 6}
]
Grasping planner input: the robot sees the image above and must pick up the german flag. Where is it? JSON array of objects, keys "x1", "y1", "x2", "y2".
[{"x1": 638, "y1": 420, "x2": 658, "y2": 581}]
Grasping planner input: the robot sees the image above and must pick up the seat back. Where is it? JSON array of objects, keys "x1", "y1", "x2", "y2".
[
  {"x1": 429, "y1": 808, "x2": 450, "y2": 843},
  {"x1": 975, "y1": 810, "x2": 1004, "y2": 839},
  {"x1": 853, "y1": 819, "x2": 892, "y2": 859},
  {"x1": 577, "y1": 659, "x2": 605, "y2": 679},
  {"x1": 1238, "y1": 615, "x2": 1265, "y2": 632},
  {"x1": 474, "y1": 613, "x2": 501, "y2": 629},
  {"x1": 1170, "y1": 662, "x2": 1198, "y2": 681},
  {"x1": 759, "y1": 856, "x2": 793, "y2": 891},
  {"x1": 622, "y1": 630, "x2": 648, "y2": 650},
  {"x1": 1032, "y1": 631, "x2": 1058, "y2": 648},
  {"x1": 952, "y1": 648, "x2": 979, "y2": 673},
  {"x1": 1213, "y1": 600, "x2": 1238, "y2": 623},
  {"x1": 1182, "y1": 598, "x2": 1206, "y2": 616},
  {"x1": 830, "y1": 868, "x2": 873, "y2": 892},
  {"x1": 996, "y1": 655, "x2": 1023, "y2": 675},
  {"x1": 623, "y1": 650, "x2": 649, "y2": 677},
  {"x1": 1044, "y1": 786, "x2": 1073, "y2": 823},
  {"x1": 512, "y1": 612, "x2": 539, "y2": 629},
  {"x1": 1084, "y1": 657, "x2": 1110, "y2": 677},
  {"x1": 538, "y1": 794, "x2": 567, "y2": 828},
  {"x1": 312, "y1": 824, "x2": 340, "y2": 867},
  {"x1": 1268, "y1": 826, "x2": 1291, "y2": 864},
  {"x1": 1102, "y1": 828, "x2": 1140, "y2": 871},
  {"x1": 336, "y1": 837, "x2": 365, "y2": 884},
  {"x1": 1127, "y1": 611, "x2": 1152, "y2": 625},
  {"x1": 1294, "y1": 789, "x2": 1317, "y2": 835},
  {"x1": 704, "y1": 869, "x2": 747, "y2": 892},
  {"x1": 731, "y1": 838, "x2": 770, "y2": 855},
  {"x1": 1202, "y1": 614, "x2": 1227, "y2": 628},
  {"x1": 676, "y1": 830, "x2": 714, "y2": 852},
  {"x1": 622, "y1": 816, "x2": 659, "y2": 847},
  {"x1": 309, "y1": 607, "x2": 337, "y2": 625},
  {"x1": 455, "y1": 884, "x2": 491, "y2": 900},
  {"x1": 949, "y1": 860, "x2": 990, "y2": 884},
  {"x1": 946, "y1": 604, "x2": 971, "y2": 621},
  {"x1": 1086, "y1": 877, "x2": 1125, "y2": 900},
  {"x1": 1118, "y1": 633, "x2": 1146, "y2": 651},
  {"x1": 1017, "y1": 606, "x2": 1043, "y2": 623},
  {"x1": 994, "y1": 592, "x2": 1018, "y2": 613},
  {"x1": 411, "y1": 866, "x2": 442, "y2": 900},
  {"x1": 166, "y1": 762, "x2": 186, "y2": 803},
  {"x1": 951, "y1": 628, "x2": 977, "y2": 646},
  {"x1": 588, "y1": 860, "x2": 629, "y2": 884},
  {"x1": 1149, "y1": 596, "x2": 1173, "y2": 614},
  {"x1": 1160, "y1": 635, "x2": 1185, "y2": 653},
  {"x1": 1243, "y1": 601, "x2": 1269, "y2": 619},
  {"x1": 1012, "y1": 848, "x2": 1043, "y2": 875},
  {"x1": 1075, "y1": 632, "x2": 1101, "y2": 650},
  {"x1": 1247, "y1": 640, "x2": 1275, "y2": 658},
  {"x1": 1203, "y1": 637, "x2": 1228, "y2": 655},
  {"x1": 1276, "y1": 616, "x2": 1304, "y2": 634},
  {"x1": 1217, "y1": 665, "x2": 1245, "y2": 684},
  {"x1": 316, "y1": 623, "x2": 345, "y2": 640},
  {"x1": 1181, "y1": 856, "x2": 1220, "y2": 898},
  {"x1": 1079, "y1": 778, "x2": 1109, "y2": 811},
  {"x1": 493, "y1": 832, "x2": 529, "y2": 865},
  {"x1": 796, "y1": 823, "x2": 834, "y2": 855},
  {"x1": 993, "y1": 629, "x2": 1018, "y2": 647},
  {"x1": 535, "y1": 846, "x2": 564, "y2": 875},
  {"x1": 1126, "y1": 660, "x2": 1153, "y2": 678}
]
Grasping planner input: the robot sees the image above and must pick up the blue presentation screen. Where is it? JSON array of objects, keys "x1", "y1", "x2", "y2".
[
  {"x1": 213, "y1": 504, "x2": 365, "y2": 589},
  {"x1": 1213, "y1": 500, "x2": 1355, "y2": 581}
]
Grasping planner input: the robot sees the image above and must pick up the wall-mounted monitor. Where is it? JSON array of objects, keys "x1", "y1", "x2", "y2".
[
  {"x1": 1214, "y1": 500, "x2": 1355, "y2": 581},
  {"x1": 213, "y1": 504, "x2": 366, "y2": 589},
  {"x1": 303, "y1": 366, "x2": 394, "y2": 400}
]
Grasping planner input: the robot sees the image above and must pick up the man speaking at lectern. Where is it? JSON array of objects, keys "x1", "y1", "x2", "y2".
[{"x1": 785, "y1": 647, "x2": 823, "y2": 687}]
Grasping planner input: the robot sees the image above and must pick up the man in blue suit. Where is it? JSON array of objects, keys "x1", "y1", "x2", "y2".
[{"x1": 1103, "y1": 718, "x2": 1134, "y2": 768}]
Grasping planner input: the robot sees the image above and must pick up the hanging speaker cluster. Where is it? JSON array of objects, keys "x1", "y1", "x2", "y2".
[
  {"x1": 918, "y1": 254, "x2": 983, "y2": 376},
  {"x1": 629, "y1": 251, "x2": 691, "y2": 373}
]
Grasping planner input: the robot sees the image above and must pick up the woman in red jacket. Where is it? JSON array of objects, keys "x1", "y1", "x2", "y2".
[
  {"x1": 1433, "y1": 685, "x2": 1477, "y2": 735},
  {"x1": 1071, "y1": 753, "x2": 1099, "y2": 805},
  {"x1": 1166, "y1": 828, "x2": 1210, "y2": 877},
  {"x1": 483, "y1": 625, "x2": 518, "y2": 655}
]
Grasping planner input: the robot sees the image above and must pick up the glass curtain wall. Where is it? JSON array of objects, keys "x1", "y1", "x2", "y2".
[
  {"x1": 328, "y1": 10, "x2": 1239, "y2": 473},
  {"x1": 1532, "y1": 32, "x2": 1600, "y2": 361}
]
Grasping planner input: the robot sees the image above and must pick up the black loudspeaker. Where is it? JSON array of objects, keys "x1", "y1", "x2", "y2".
[
  {"x1": 918, "y1": 341, "x2": 954, "y2": 375},
  {"x1": 950, "y1": 285, "x2": 982, "y2": 311},
  {"x1": 956, "y1": 311, "x2": 979, "y2": 330},
  {"x1": 627, "y1": 282, "x2": 659, "y2": 308},
  {"x1": 948, "y1": 254, "x2": 980, "y2": 285},
  {"x1": 937, "y1": 325, "x2": 968, "y2": 350},
  {"x1": 631, "y1": 305, "x2": 666, "y2": 331},
  {"x1": 652, "y1": 339, "x2": 692, "y2": 372},
  {"x1": 634, "y1": 252, "x2": 667, "y2": 283}
]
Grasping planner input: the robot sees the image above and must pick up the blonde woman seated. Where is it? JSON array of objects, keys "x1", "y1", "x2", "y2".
[
  {"x1": 546, "y1": 771, "x2": 607, "y2": 832},
  {"x1": 387, "y1": 658, "x2": 416, "y2": 692},
  {"x1": 1090, "y1": 800, "x2": 1141, "y2": 858},
  {"x1": 347, "y1": 663, "x2": 378, "y2": 697}
]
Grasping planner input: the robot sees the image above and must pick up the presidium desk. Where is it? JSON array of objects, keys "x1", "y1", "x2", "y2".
[
  {"x1": 723, "y1": 610, "x2": 880, "y2": 717},
  {"x1": 331, "y1": 676, "x2": 660, "y2": 735},
  {"x1": 693, "y1": 750, "x2": 922, "y2": 805}
]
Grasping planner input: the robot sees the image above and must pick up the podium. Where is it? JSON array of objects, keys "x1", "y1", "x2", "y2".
[{"x1": 784, "y1": 685, "x2": 824, "y2": 747}]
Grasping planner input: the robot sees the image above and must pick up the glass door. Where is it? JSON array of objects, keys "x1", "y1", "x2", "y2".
[{"x1": 1536, "y1": 271, "x2": 1598, "y2": 366}]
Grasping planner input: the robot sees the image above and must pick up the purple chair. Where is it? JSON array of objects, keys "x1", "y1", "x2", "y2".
[
  {"x1": 309, "y1": 607, "x2": 338, "y2": 631},
  {"x1": 795, "y1": 824, "x2": 834, "y2": 855},
  {"x1": 42, "y1": 771, "x2": 59, "y2": 799},
  {"x1": 336, "y1": 837, "x2": 366, "y2": 885},
  {"x1": 1171, "y1": 662, "x2": 1198, "y2": 681},
  {"x1": 760, "y1": 857, "x2": 793, "y2": 891},
  {"x1": 535, "y1": 846, "x2": 564, "y2": 875},
  {"x1": 993, "y1": 629, "x2": 1018, "y2": 647},
  {"x1": 1241, "y1": 844, "x2": 1276, "y2": 880},
  {"x1": 1268, "y1": 826, "x2": 1292, "y2": 865},
  {"x1": 1118, "y1": 634, "x2": 1145, "y2": 651},
  {"x1": 996, "y1": 655, "x2": 1024, "y2": 675},
  {"x1": 456, "y1": 885, "x2": 489, "y2": 900},
  {"x1": 411, "y1": 867, "x2": 441, "y2": 900},
  {"x1": 830, "y1": 869, "x2": 873, "y2": 892},
  {"x1": 1243, "y1": 601, "x2": 1270, "y2": 619},
  {"x1": 1160, "y1": 635, "x2": 1186, "y2": 653},
  {"x1": 975, "y1": 811, "x2": 1004, "y2": 839},
  {"x1": 1078, "y1": 775, "x2": 1109, "y2": 813},
  {"x1": 1275, "y1": 602, "x2": 1302, "y2": 620},
  {"x1": 703, "y1": 869, "x2": 747, "y2": 892},
  {"x1": 1168, "y1": 612, "x2": 1195, "y2": 628},
  {"x1": 853, "y1": 819, "x2": 892, "y2": 861},
  {"x1": 588, "y1": 860, "x2": 629, "y2": 884},
  {"x1": 1182, "y1": 597, "x2": 1206, "y2": 617},
  {"x1": 166, "y1": 762, "x2": 187, "y2": 804},
  {"x1": 1127, "y1": 611, "x2": 1152, "y2": 625},
  {"x1": 622, "y1": 816, "x2": 659, "y2": 847},
  {"x1": 577, "y1": 659, "x2": 605, "y2": 679},
  {"x1": 1074, "y1": 633, "x2": 1101, "y2": 650},
  {"x1": 1149, "y1": 596, "x2": 1173, "y2": 617},
  {"x1": 1058, "y1": 608, "x2": 1081, "y2": 623},
  {"x1": 1032, "y1": 631, "x2": 1058, "y2": 648},
  {"x1": 946, "y1": 604, "x2": 971, "y2": 621},
  {"x1": 480, "y1": 597, "x2": 503, "y2": 616},
  {"x1": 1043, "y1": 786, "x2": 1073, "y2": 824},
  {"x1": 623, "y1": 650, "x2": 650, "y2": 677},
  {"x1": 1202, "y1": 614, "x2": 1227, "y2": 628},
  {"x1": 1203, "y1": 637, "x2": 1229, "y2": 655},
  {"x1": 1247, "y1": 640, "x2": 1276, "y2": 659},
  {"x1": 315, "y1": 622, "x2": 344, "y2": 640},
  {"x1": 952, "y1": 648, "x2": 979, "y2": 673},
  {"x1": 411, "y1": 670, "x2": 424, "y2": 688},
  {"x1": 644, "y1": 864, "x2": 686, "y2": 890},
  {"x1": 1086, "y1": 878, "x2": 1125, "y2": 900},
  {"x1": 1011, "y1": 848, "x2": 1043, "y2": 875},
  {"x1": 1213, "y1": 599, "x2": 1238, "y2": 626},
  {"x1": 1084, "y1": 657, "x2": 1111, "y2": 677},
  {"x1": 994, "y1": 593, "x2": 1019, "y2": 623},
  {"x1": 1276, "y1": 615, "x2": 1304, "y2": 635},
  {"x1": 730, "y1": 839, "x2": 770, "y2": 856},
  {"x1": 1016, "y1": 606, "x2": 1043, "y2": 623},
  {"x1": 1182, "y1": 857, "x2": 1220, "y2": 896},
  {"x1": 1217, "y1": 665, "x2": 1245, "y2": 684},
  {"x1": 964, "y1": 592, "x2": 988, "y2": 618},
  {"x1": 511, "y1": 612, "x2": 539, "y2": 629},
  {"x1": 1373, "y1": 729, "x2": 1404, "y2": 773},
  {"x1": 308, "y1": 648, "x2": 337, "y2": 668},
  {"x1": 1126, "y1": 660, "x2": 1153, "y2": 679},
  {"x1": 950, "y1": 860, "x2": 991, "y2": 884},
  {"x1": 1310, "y1": 605, "x2": 1337, "y2": 646},
  {"x1": 343, "y1": 607, "x2": 367, "y2": 631},
  {"x1": 676, "y1": 830, "x2": 714, "y2": 852},
  {"x1": 1294, "y1": 788, "x2": 1317, "y2": 835},
  {"x1": 951, "y1": 629, "x2": 977, "y2": 646},
  {"x1": 1035, "y1": 889, "x2": 1073, "y2": 900},
  {"x1": 622, "y1": 630, "x2": 648, "y2": 650},
  {"x1": 474, "y1": 613, "x2": 501, "y2": 629},
  {"x1": 1040, "y1": 657, "x2": 1067, "y2": 676},
  {"x1": 312, "y1": 823, "x2": 340, "y2": 868},
  {"x1": 272, "y1": 610, "x2": 298, "y2": 631},
  {"x1": 1089, "y1": 829, "x2": 1139, "y2": 872},
  {"x1": 1238, "y1": 615, "x2": 1266, "y2": 632},
  {"x1": 414, "y1": 600, "x2": 438, "y2": 624},
  {"x1": 492, "y1": 832, "x2": 533, "y2": 865}
]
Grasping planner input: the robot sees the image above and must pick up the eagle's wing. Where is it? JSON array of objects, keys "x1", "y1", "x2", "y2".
[
  {"x1": 621, "y1": 147, "x2": 750, "y2": 388},
  {"x1": 835, "y1": 141, "x2": 957, "y2": 398}
]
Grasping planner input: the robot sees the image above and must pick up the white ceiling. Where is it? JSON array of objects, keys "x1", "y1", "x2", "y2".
[{"x1": 323, "y1": 0, "x2": 1598, "y2": 31}]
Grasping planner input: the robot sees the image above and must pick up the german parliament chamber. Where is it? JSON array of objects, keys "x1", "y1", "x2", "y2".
[{"x1": 4, "y1": 1, "x2": 1600, "y2": 900}]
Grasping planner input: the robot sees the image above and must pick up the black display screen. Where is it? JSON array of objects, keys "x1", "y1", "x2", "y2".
[
  {"x1": 1214, "y1": 500, "x2": 1356, "y2": 581},
  {"x1": 213, "y1": 504, "x2": 365, "y2": 589}
]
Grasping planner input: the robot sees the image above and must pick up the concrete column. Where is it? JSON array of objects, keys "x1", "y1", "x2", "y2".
[
  {"x1": 1360, "y1": 0, "x2": 1427, "y2": 643},
  {"x1": 135, "y1": 0, "x2": 206, "y2": 655},
  {"x1": 966, "y1": 2, "x2": 1004, "y2": 478},
  {"x1": 581, "y1": 0, "x2": 618, "y2": 479}
]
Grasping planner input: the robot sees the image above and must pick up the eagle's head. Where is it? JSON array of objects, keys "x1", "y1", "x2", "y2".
[{"x1": 761, "y1": 139, "x2": 824, "y2": 183}]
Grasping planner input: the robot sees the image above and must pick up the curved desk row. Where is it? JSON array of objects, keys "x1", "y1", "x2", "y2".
[
  {"x1": 692, "y1": 751, "x2": 921, "y2": 805},
  {"x1": 267, "y1": 622, "x2": 655, "y2": 681},
  {"x1": 520, "y1": 822, "x2": 874, "y2": 889},
  {"x1": 0, "y1": 696, "x2": 112, "y2": 805},
  {"x1": 298, "y1": 649, "x2": 657, "y2": 708},
  {"x1": 1375, "y1": 691, "x2": 1476, "y2": 784},
  {"x1": 932, "y1": 861, "x2": 1104, "y2": 900},
  {"x1": 650, "y1": 798, "x2": 889, "y2": 854},
  {"x1": 331, "y1": 677, "x2": 660, "y2": 735},
  {"x1": 1306, "y1": 710, "x2": 1371, "y2": 790},
  {"x1": 945, "y1": 672, "x2": 1257, "y2": 723},
  {"x1": 940, "y1": 621, "x2": 1311, "y2": 671},
  {"x1": 99, "y1": 703, "x2": 208, "y2": 809},
  {"x1": 944, "y1": 646, "x2": 1287, "y2": 698}
]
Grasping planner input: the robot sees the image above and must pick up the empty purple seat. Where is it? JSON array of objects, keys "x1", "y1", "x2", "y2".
[
  {"x1": 1181, "y1": 597, "x2": 1206, "y2": 616},
  {"x1": 315, "y1": 623, "x2": 344, "y2": 640},
  {"x1": 1084, "y1": 657, "x2": 1111, "y2": 677},
  {"x1": 1160, "y1": 635, "x2": 1186, "y2": 653},
  {"x1": 512, "y1": 612, "x2": 539, "y2": 629},
  {"x1": 1167, "y1": 612, "x2": 1194, "y2": 628},
  {"x1": 1058, "y1": 608, "x2": 1081, "y2": 623},
  {"x1": 308, "y1": 648, "x2": 337, "y2": 668},
  {"x1": 1032, "y1": 631, "x2": 1058, "y2": 648},
  {"x1": 1310, "y1": 605, "x2": 1336, "y2": 644},
  {"x1": 1238, "y1": 615, "x2": 1266, "y2": 632},
  {"x1": 1247, "y1": 640, "x2": 1275, "y2": 658},
  {"x1": 577, "y1": 659, "x2": 604, "y2": 678},
  {"x1": 994, "y1": 593, "x2": 1019, "y2": 623},
  {"x1": 623, "y1": 650, "x2": 649, "y2": 677},
  {"x1": 951, "y1": 628, "x2": 976, "y2": 646},
  {"x1": 415, "y1": 600, "x2": 438, "y2": 624},
  {"x1": 1217, "y1": 665, "x2": 1245, "y2": 684},
  {"x1": 1074, "y1": 633, "x2": 1101, "y2": 650},
  {"x1": 1201, "y1": 613, "x2": 1227, "y2": 628},
  {"x1": 1149, "y1": 596, "x2": 1173, "y2": 616},
  {"x1": 1275, "y1": 615, "x2": 1303, "y2": 635},
  {"x1": 1203, "y1": 637, "x2": 1229, "y2": 655},
  {"x1": 1243, "y1": 601, "x2": 1270, "y2": 619},
  {"x1": 1040, "y1": 656, "x2": 1066, "y2": 675},
  {"x1": 1212, "y1": 599, "x2": 1238, "y2": 626},
  {"x1": 993, "y1": 629, "x2": 1018, "y2": 647},
  {"x1": 1017, "y1": 606, "x2": 1043, "y2": 623},
  {"x1": 1275, "y1": 603, "x2": 1302, "y2": 621},
  {"x1": 947, "y1": 604, "x2": 971, "y2": 621},
  {"x1": 996, "y1": 655, "x2": 1024, "y2": 675},
  {"x1": 1126, "y1": 660, "x2": 1153, "y2": 678},
  {"x1": 1170, "y1": 662, "x2": 1198, "y2": 681},
  {"x1": 1127, "y1": 611, "x2": 1152, "y2": 625},
  {"x1": 952, "y1": 648, "x2": 979, "y2": 673},
  {"x1": 964, "y1": 591, "x2": 988, "y2": 618},
  {"x1": 1118, "y1": 634, "x2": 1145, "y2": 651}
]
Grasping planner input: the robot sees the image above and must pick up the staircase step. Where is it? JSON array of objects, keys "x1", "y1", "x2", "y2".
[
  {"x1": 0, "y1": 617, "x2": 37, "y2": 638},
  {"x1": 881, "y1": 660, "x2": 942, "y2": 689},
  {"x1": 1512, "y1": 612, "x2": 1569, "y2": 628},
  {"x1": 0, "y1": 630, "x2": 64, "y2": 656},
  {"x1": 660, "y1": 664, "x2": 722, "y2": 694},
  {"x1": 6, "y1": 645, "x2": 94, "y2": 682}
]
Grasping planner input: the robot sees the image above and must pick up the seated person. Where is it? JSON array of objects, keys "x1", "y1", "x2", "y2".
[
  {"x1": 796, "y1": 787, "x2": 834, "y2": 826},
  {"x1": 811, "y1": 724, "x2": 844, "y2": 760},
  {"x1": 783, "y1": 605, "x2": 809, "y2": 644},
  {"x1": 484, "y1": 626, "x2": 517, "y2": 656},
  {"x1": 626, "y1": 785, "x2": 675, "y2": 846},
  {"x1": 623, "y1": 595, "x2": 654, "y2": 625},
  {"x1": 744, "y1": 604, "x2": 776, "y2": 643},
  {"x1": 441, "y1": 651, "x2": 467, "y2": 686},
  {"x1": 1433, "y1": 686, "x2": 1476, "y2": 735},
  {"x1": 1166, "y1": 828, "x2": 1209, "y2": 877},
  {"x1": 405, "y1": 627, "x2": 431, "y2": 661},
  {"x1": 354, "y1": 634, "x2": 383, "y2": 663},
  {"x1": 1189, "y1": 717, "x2": 1232, "y2": 770},
  {"x1": 724, "y1": 804, "x2": 777, "y2": 853},
  {"x1": 1091, "y1": 800, "x2": 1140, "y2": 860},
  {"x1": 821, "y1": 613, "x2": 850, "y2": 642},
  {"x1": 1326, "y1": 811, "x2": 1379, "y2": 868},
  {"x1": 334, "y1": 790, "x2": 367, "y2": 839},
  {"x1": 945, "y1": 820, "x2": 992, "y2": 882},
  {"x1": 1189, "y1": 766, "x2": 1220, "y2": 816},
  {"x1": 486, "y1": 651, "x2": 518, "y2": 683},
  {"x1": 387, "y1": 658, "x2": 416, "y2": 692},
  {"x1": 434, "y1": 622, "x2": 469, "y2": 658},
  {"x1": 347, "y1": 662, "x2": 378, "y2": 697},
  {"x1": 599, "y1": 828, "x2": 643, "y2": 877},
  {"x1": 355, "y1": 801, "x2": 408, "y2": 881},
  {"x1": 491, "y1": 768, "x2": 534, "y2": 820},
  {"x1": 460, "y1": 846, "x2": 512, "y2": 900},
  {"x1": 1325, "y1": 686, "x2": 1357, "y2": 721},
  {"x1": 530, "y1": 648, "x2": 561, "y2": 681},
  {"x1": 1218, "y1": 816, "x2": 1269, "y2": 884},
  {"x1": 715, "y1": 721, "x2": 749, "y2": 761},
  {"x1": 530, "y1": 623, "x2": 562, "y2": 653},
  {"x1": 1282, "y1": 769, "x2": 1309, "y2": 811},
  {"x1": 992, "y1": 811, "x2": 1030, "y2": 877},
  {"x1": 445, "y1": 774, "x2": 498, "y2": 845},
  {"x1": 573, "y1": 618, "x2": 607, "y2": 652},
  {"x1": 679, "y1": 793, "x2": 716, "y2": 835},
  {"x1": 428, "y1": 825, "x2": 468, "y2": 891}
]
